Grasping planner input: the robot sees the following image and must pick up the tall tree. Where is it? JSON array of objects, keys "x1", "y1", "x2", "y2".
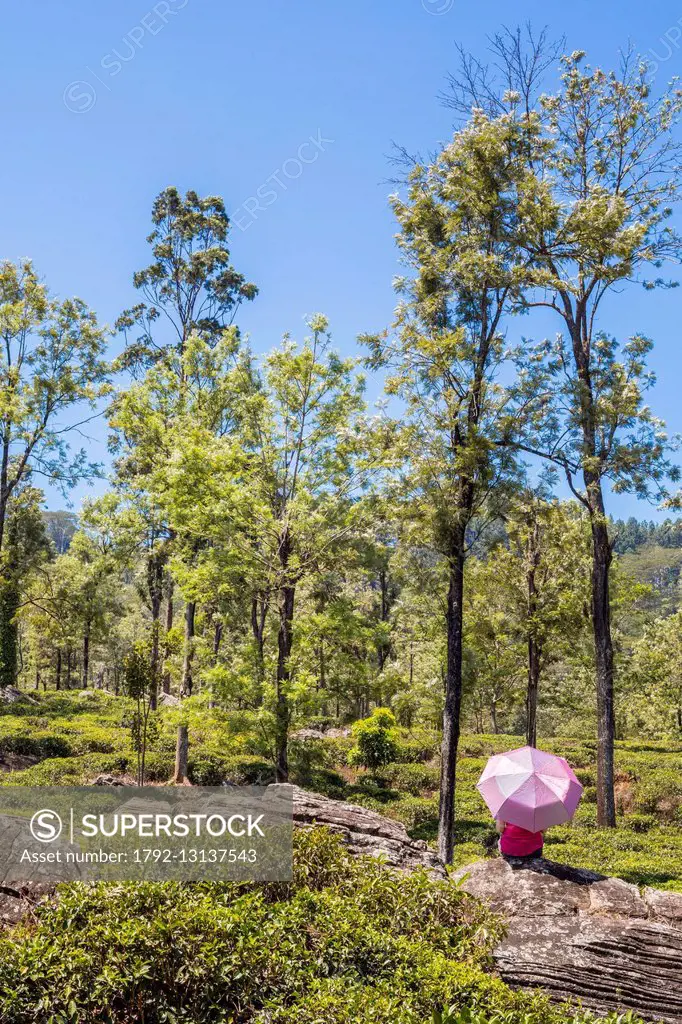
[
  {"x1": 365, "y1": 112, "x2": 532, "y2": 863},
  {"x1": 0, "y1": 260, "x2": 109, "y2": 683},
  {"x1": 156, "y1": 316, "x2": 370, "y2": 780},
  {"x1": 446, "y1": 34, "x2": 682, "y2": 825},
  {"x1": 518, "y1": 53, "x2": 682, "y2": 824},
  {"x1": 0, "y1": 485, "x2": 50, "y2": 688},
  {"x1": 111, "y1": 186, "x2": 258, "y2": 698}
]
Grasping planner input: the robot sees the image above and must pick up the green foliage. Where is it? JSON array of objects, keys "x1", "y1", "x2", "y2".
[
  {"x1": 377, "y1": 761, "x2": 440, "y2": 794},
  {"x1": 0, "y1": 828, "x2": 634, "y2": 1024},
  {"x1": 349, "y1": 708, "x2": 400, "y2": 770},
  {"x1": 0, "y1": 733, "x2": 73, "y2": 759}
]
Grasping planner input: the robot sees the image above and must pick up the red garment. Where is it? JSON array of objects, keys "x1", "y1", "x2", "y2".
[{"x1": 500, "y1": 823, "x2": 543, "y2": 857}]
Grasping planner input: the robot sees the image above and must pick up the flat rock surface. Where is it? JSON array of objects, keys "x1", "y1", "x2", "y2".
[{"x1": 455, "y1": 857, "x2": 682, "y2": 1023}]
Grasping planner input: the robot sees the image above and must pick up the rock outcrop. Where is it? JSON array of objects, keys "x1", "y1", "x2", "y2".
[
  {"x1": 0, "y1": 686, "x2": 37, "y2": 705},
  {"x1": 290, "y1": 785, "x2": 447, "y2": 877},
  {"x1": 0, "y1": 882, "x2": 52, "y2": 927},
  {"x1": 455, "y1": 857, "x2": 682, "y2": 1023}
]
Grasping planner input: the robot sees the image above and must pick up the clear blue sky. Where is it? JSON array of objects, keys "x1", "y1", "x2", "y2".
[{"x1": 2, "y1": 0, "x2": 682, "y2": 519}]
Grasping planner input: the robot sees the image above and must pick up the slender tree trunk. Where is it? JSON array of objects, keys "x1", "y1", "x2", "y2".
[
  {"x1": 180, "y1": 601, "x2": 196, "y2": 697},
  {"x1": 378, "y1": 568, "x2": 390, "y2": 671},
  {"x1": 148, "y1": 553, "x2": 164, "y2": 712},
  {"x1": 0, "y1": 579, "x2": 19, "y2": 689},
  {"x1": 526, "y1": 641, "x2": 540, "y2": 749},
  {"x1": 526, "y1": 521, "x2": 541, "y2": 748},
  {"x1": 438, "y1": 527, "x2": 466, "y2": 865},
  {"x1": 318, "y1": 642, "x2": 325, "y2": 690},
  {"x1": 251, "y1": 593, "x2": 268, "y2": 697},
  {"x1": 213, "y1": 619, "x2": 223, "y2": 660},
  {"x1": 82, "y1": 630, "x2": 90, "y2": 689},
  {"x1": 162, "y1": 581, "x2": 173, "y2": 695},
  {"x1": 0, "y1": 436, "x2": 9, "y2": 555},
  {"x1": 570, "y1": 317, "x2": 617, "y2": 828},
  {"x1": 174, "y1": 724, "x2": 189, "y2": 783},
  {"x1": 55, "y1": 649, "x2": 62, "y2": 691},
  {"x1": 275, "y1": 581, "x2": 295, "y2": 783},
  {"x1": 66, "y1": 649, "x2": 72, "y2": 689},
  {"x1": 591, "y1": 513, "x2": 616, "y2": 826}
]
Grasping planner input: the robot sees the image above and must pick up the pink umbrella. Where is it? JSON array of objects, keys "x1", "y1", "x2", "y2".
[{"x1": 476, "y1": 746, "x2": 583, "y2": 832}]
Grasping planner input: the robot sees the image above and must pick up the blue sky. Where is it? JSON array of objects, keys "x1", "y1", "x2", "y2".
[{"x1": 3, "y1": 0, "x2": 682, "y2": 519}]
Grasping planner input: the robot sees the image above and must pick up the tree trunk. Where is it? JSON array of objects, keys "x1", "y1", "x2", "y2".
[
  {"x1": 82, "y1": 631, "x2": 90, "y2": 689},
  {"x1": 570, "y1": 317, "x2": 617, "y2": 829},
  {"x1": 318, "y1": 642, "x2": 325, "y2": 690},
  {"x1": 275, "y1": 583, "x2": 295, "y2": 783},
  {"x1": 378, "y1": 568, "x2": 390, "y2": 671},
  {"x1": 438, "y1": 529, "x2": 466, "y2": 865},
  {"x1": 526, "y1": 520, "x2": 541, "y2": 748},
  {"x1": 162, "y1": 582, "x2": 173, "y2": 694},
  {"x1": 55, "y1": 649, "x2": 62, "y2": 691},
  {"x1": 213, "y1": 619, "x2": 223, "y2": 660},
  {"x1": 591, "y1": 514, "x2": 616, "y2": 827},
  {"x1": 0, "y1": 579, "x2": 19, "y2": 689},
  {"x1": 180, "y1": 601, "x2": 196, "y2": 697},
  {"x1": 174, "y1": 725, "x2": 189, "y2": 783},
  {"x1": 526, "y1": 640, "x2": 540, "y2": 749},
  {"x1": 66, "y1": 649, "x2": 72, "y2": 689},
  {"x1": 251, "y1": 593, "x2": 268, "y2": 695},
  {"x1": 148, "y1": 553, "x2": 164, "y2": 711}
]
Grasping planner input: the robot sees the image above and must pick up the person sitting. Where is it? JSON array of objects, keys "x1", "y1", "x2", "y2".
[{"x1": 495, "y1": 818, "x2": 544, "y2": 865}]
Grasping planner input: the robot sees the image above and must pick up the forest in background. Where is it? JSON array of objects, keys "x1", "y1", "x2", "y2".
[{"x1": 2, "y1": 32, "x2": 682, "y2": 871}]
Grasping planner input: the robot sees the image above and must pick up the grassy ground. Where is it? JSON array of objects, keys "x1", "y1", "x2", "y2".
[{"x1": 1, "y1": 691, "x2": 681, "y2": 890}]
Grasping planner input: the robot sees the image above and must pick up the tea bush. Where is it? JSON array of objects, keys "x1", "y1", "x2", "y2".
[
  {"x1": 0, "y1": 829, "x2": 641, "y2": 1024},
  {"x1": 377, "y1": 761, "x2": 440, "y2": 794}
]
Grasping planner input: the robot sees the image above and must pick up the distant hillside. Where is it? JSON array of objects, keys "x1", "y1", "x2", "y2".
[
  {"x1": 620, "y1": 544, "x2": 682, "y2": 617},
  {"x1": 613, "y1": 517, "x2": 682, "y2": 554}
]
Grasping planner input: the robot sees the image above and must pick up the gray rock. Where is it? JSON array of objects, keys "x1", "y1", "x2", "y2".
[
  {"x1": 455, "y1": 857, "x2": 682, "y2": 1023},
  {"x1": 0, "y1": 687, "x2": 37, "y2": 705},
  {"x1": 0, "y1": 883, "x2": 53, "y2": 927},
  {"x1": 289, "y1": 785, "x2": 446, "y2": 878},
  {"x1": 290, "y1": 728, "x2": 327, "y2": 741},
  {"x1": 158, "y1": 692, "x2": 180, "y2": 707}
]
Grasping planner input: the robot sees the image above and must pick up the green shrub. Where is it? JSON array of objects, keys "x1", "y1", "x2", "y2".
[
  {"x1": 322, "y1": 735, "x2": 354, "y2": 767},
  {"x1": 390, "y1": 795, "x2": 440, "y2": 832},
  {"x1": 0, "y1": 753, "x2": 131, "y2": 786},
  {"x1": 625, "y1": 813, "x2": 658, "y2": 834},
  {"x1": 0, "y1": 733, "x2": 74, "y2": 759},
  {"x1": 224, "y1": 754, "x2": 275, "y2": 784},
  {"x1": 0, "y1": 828, "x2": 638, "y2": 1024},
  {"x1": 632, "y1": 775, "x2": 682, "y2": 817},
  {"x1": 141, "y1": 752, "x2": 175, "y2": 782},
  {"x1": 377, "y1": 761, "x2": 440, "y2": 795},
  {"x1": 187, "y1": 751, "x2": 230, "y2": 785},
  {"x1": 348, "y1": 708, "x2": 399, "y2": 770}
]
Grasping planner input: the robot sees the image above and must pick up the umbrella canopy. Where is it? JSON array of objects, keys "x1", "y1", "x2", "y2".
[{"x1": 476, "y1": 746, "x2": 583, "y2": 833}]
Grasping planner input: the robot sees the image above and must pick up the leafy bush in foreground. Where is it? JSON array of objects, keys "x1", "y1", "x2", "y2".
[{"x1": 0, "y1": 829, "x2": 641, "y2": 1024}]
